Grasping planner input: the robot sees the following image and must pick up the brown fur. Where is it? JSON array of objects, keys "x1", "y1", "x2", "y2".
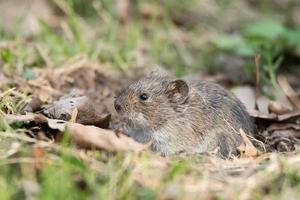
[{"x1": 114, "y1": 71, "x2": 254, "y2": 157}]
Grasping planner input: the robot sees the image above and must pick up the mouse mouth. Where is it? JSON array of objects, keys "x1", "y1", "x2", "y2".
[{"x1": 120, "y1": 112, "x2": 151, "y2": 130}]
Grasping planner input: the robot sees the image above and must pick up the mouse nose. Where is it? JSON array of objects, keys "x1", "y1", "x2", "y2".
[{"x1": 114, "y1": 102, "x2": 123, "y2": 113}]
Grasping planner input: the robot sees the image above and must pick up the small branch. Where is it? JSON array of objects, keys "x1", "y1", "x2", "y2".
[{"x1": 254, "y1": 54, "x2": 260, "y2": 110}]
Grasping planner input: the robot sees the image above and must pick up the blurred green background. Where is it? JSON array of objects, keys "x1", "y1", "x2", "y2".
[{"x1": 1, "y1": 0, "x2": 300, "y2": 87}]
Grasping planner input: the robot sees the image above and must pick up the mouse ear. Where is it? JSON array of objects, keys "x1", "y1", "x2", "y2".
[{"x1": 165, "y1": 79, "x2": 189, "y2": 104}]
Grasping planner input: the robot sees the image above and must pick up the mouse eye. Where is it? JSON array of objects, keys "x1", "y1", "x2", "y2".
[{"x1": 139, "y1": 93, "x2": 148, "y2": 101}]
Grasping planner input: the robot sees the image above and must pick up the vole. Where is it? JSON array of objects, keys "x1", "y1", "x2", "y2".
[{"x1": 114, "y1": 71, "x2": 254, "y2": 157}]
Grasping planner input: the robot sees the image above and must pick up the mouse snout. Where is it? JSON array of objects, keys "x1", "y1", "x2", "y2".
[{"x1": 114, "y1": 101, "x2": 123, "y2": 113}]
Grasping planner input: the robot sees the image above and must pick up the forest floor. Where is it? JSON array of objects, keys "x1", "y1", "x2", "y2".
[{"x1": 1, "y1": 0, "x2": 300, "y2": 199}]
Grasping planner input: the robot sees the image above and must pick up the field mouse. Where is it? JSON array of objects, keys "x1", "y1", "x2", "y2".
[{"x1": 114, "y1": 71, "x2": 254, "y2": 157}]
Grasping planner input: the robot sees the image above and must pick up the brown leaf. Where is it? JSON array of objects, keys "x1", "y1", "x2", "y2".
[
  {"x1": 268, "y1": 100, "x2": 293, "y2": 115},
  {"x1": 263, "y1": 129, "x2": 299, "y2": 152},
  {"x1": 249, "y1": 109, "x2": 300, "y2": 122},
  {"x1": 267, "y1": 123, "x2": 300, "y2": 132},
  {"x1": 4, "y1": 113, "x2": 66, "y2": 133},
  {"x1": 256, "y1": 96, "x2": 270, "y2": 114},
  {"x1": 231, "y1": 86, "x2": 255, "y2": 112},
  {"x1": 277, "y1": 110, "x2": 300, "y2": 121},
  {"x1": 67, "y1": 123, "x2": 146, "y2": 152},
  {"x1": 4, "y1": 113, "x2": 48, "y2": 124},
  {"x1": 278, "y1": 75, "x2": 300, "y2": 110},
  {"x1": 249, "y1": 109, "x2": 277, "y2": 120},
  {"x1": 4, "y1": 113, "x2": 146, "y2": 152},
  {"x1": 237, "y1": 129, "x2": 260, "y2": 157},
  {"x1": 47, "y1": 119, "x2": 66, "y2": 132},
  {"x1": 28, "y1": 78, "x2": 62, "y2": 102}
]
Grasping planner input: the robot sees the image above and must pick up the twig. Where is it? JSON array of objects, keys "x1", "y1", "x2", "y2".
[
  {"x1": 70, "y1": 107, "x2": 78, "y2": 123},
  {"x1": 255, "y1": 54, "x2": 261, "y2": 110}
]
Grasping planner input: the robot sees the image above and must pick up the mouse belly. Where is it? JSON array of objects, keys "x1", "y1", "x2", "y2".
[
  {"x1": 150, "y1": 125, "x2": 243, "y2": 157},
  {"x1": 124, "y1": 123, "x2": 242, "y2": 157},
  {"x1": 150, "y1": 126, "x2": 212, "y2": 156}
]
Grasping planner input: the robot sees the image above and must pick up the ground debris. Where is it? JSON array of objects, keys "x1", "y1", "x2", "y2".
[
  {"x1": 238, "y1": 129, "x2": 261, "y2": 157},
  {"x1": 230, "y1": 75, "x2": 300, "y2": 154},
  {"x1": 67, "y1": 123, "x2": 145, "y2": 152},
  {"x1": 278, "y1": 75, "x2": 300, "y2": 109},
  {"x1": 4, "y1": 113, "x2": 145, "y2": 152},
  {"x1": 232, "y1": 86, "x2": 256, "y2": 112},
  {"x1": 5, "y1": 113, "x2": 49, "y2": 124},
  {"x1": 268, "y1": 100, "x2": 293, "y2": 115},
  {"x1": 23, "y1": 97, "x2": 44, "y2": 113},
  {"x1": 245, "y1": 75, "x2": 300, "y2": 153},
  {"x1": 251, "y1": 109, "x2": 300, "y2": 152},
  {"x1": 42, "y1": 95, "x2": 111, "y2": 128}
]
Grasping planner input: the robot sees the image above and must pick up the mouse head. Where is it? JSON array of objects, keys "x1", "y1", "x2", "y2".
[{"x1": 114, "y1": 71, "x2": 189, "y2": 130}]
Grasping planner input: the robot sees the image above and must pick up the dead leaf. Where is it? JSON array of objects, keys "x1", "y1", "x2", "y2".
[
  {"x1": 277, "y1": 110, "x2": 300, "y2": 121},
  {"x1": 264, "y1": 130, "x2": 299, "y2": 152},
  {"x1": 237, "y1": 129, "x2": 260, "y2": 157},
  {"x1": 268, "y1": 100, "x2": 293, "y2": 115},
  {"x1": 4, "y1": 113, "x2": 145, "y2": 152},
  {"x1": 4, "y1": 113, "x2": 48, "y2": 124},
  {"x1": 4, "y1": 113, "x2": 67, "y2": 133},
  {"x1": 256, "y1": 96, "x2": 270, "y2": 114},
  {"x1": 249, "y1": 109, "x2": 277, "y2": 120},
  {"x1": 47, "y1": 119, "x2": 66, "y2": 132},
  {"x1": 28, "y1": 79, "x2": 62, "y2": 102},
  {"x1": 67, "y1": 123, "x2": 146, "y2": 152},
  {"x1": 250, "y1": 109, "x2": 300, "y2": 122},
  {"x1": 267, "y1": 123, "x2": 300, "y2": 132},
  {"x1": 231, "y1": 86, "x2": 255, "y2": 112},
  {"x1": 278, "y1": 75, "x2": 300, "y2": 109}
]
